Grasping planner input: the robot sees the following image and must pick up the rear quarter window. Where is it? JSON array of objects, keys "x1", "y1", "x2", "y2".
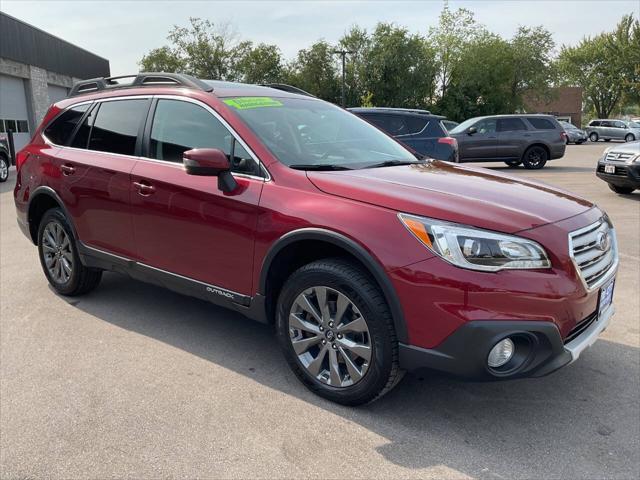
[
  {"x1": 589, "y1": 120, "x2": 601, "y2": 127},
  {"x1": 527, "y1": 118, "x2": 557, "y2": 130},
  {"x1": 44, "y1": 104, "x2": 90, "y2": 145}
]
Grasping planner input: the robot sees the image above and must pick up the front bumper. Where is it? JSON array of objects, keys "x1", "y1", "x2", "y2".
[
  {"x1": 399, "y1": 302, "x2": 615, "y2": 379},
  {"x1": 597, "y1": 162, "x2": 640, "y2": 189}
]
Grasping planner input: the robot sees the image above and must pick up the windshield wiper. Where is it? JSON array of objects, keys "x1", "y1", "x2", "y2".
[
  {"x1": 289, "y1": 164, "x2": 353, "y2": 171},
  {"x1": 365, "y1": 159, "x2": 423, "y2": 169}
]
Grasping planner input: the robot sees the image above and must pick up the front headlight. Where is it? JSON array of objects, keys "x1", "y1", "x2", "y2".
[{"x1": 399, "y1": 214, "x2": 551, "y2": 272}]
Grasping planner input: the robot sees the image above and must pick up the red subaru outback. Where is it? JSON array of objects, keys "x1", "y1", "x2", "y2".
[{"x1": 14, "y1": 73, "x2": 618, "y2": 405}]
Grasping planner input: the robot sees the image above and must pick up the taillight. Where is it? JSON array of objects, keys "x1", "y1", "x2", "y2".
[
  {"x1": 15, "y1": 150, "x2": 30, "y2": 170},
  {"x1": 561, "y1": 132, "x2": 568, "y2": 141},
  {"x1": 438, "y1": 137, "x2": 458, "y2": 148}
]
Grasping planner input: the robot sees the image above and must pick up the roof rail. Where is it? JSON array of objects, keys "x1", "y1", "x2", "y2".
[
  {"x1": 260, "y1": 83, "x2": 315, "y2": 97},
  {"x1": 68, "y1": 72, "x2": 214, "y2": 97}
]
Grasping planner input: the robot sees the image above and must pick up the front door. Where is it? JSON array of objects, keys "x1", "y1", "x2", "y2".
[
  {"x1": 130, "y1": 98, "x2": 264, "y2": 296},
  {"x1": 56, "y1": 98, "x2": 149, "y2": 258},
  {"x1": 460, "y1": 118, "x2": 497, "y2": 160}
]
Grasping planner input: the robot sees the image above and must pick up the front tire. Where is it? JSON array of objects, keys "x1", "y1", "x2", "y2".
[
  {"x1": 608, "y1": 184, "x2": 635, "y2": 195},
  {"x1": 625, "y1": 134, "x2": 635, "y2": 142},
  {"x1": 0, "y1": 155, "x2": 8, "y2": 183},
  {"x1": 37, "y1": 208, "x2": 102, "y2": 296},
  {"x1": 589, "y1": 132, "x2": 599, "y2": 142},
  {"x1": 504, "y1": 160, "x2": 522, "y2": 168},
  {"x1": 276, "y1": 258, "x2": 402, "y2": 405},
  {"x1": 522, "y1": 146, "x2": 548, "y2": 169}
]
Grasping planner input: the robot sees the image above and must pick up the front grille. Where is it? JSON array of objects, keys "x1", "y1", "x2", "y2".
[
  {"x1": 564, "y1": 310, "x2": 598, "y2": 344},
  {"x1": 597, "y1": 164, "x2": 628, "y2": 176},
  {"x1": 605, "y1": 151, "x2": 635, "y2": 162},
  {"x1": 569, "y1": 219, "x2": 616, "y2": 290}
]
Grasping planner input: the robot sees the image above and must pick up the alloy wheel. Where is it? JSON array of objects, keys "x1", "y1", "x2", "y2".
[
  {"x1": 527, "y1": 148, "x2": 544, "y2": 166},
  {"x1": 289, "y1": 286, "x2": 372, "y2": 388},
  {"x1": 0, "y1": 159, "x2": 8, "y2": 181},
  {"x1": 42, "y1": 221, "x2": 73, "y2": 284}
]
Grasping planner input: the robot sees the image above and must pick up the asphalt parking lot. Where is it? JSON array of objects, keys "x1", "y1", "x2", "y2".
[{"x1": 1, "y1": 142, "x2": 638, "y2": 479}]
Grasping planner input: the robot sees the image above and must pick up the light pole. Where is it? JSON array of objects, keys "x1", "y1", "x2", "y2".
[{"x1": 332, "y1": 49, "x2": 355, "y2": 107}]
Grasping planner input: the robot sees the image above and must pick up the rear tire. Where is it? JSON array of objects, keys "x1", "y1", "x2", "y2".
[
  {"x1": 37, "y1": 208, "x2": 102, "y2": 296},
  {"x1": 522, "y1": 146, "x2": 548, "y2": 169},
  {"x1": 276, "y1": 258, "x2": 402, "y2": 405},
  {"x1": 625, "y1": 134, "x2": 635, "y2": 142},
  {"x1": 604, "y1": 139, "x2": 611, "y2": 142},
  {"x1": 504, "y1": 160, "x2": 522, "y2": 168},
  {"x1": 608, "y1": 184, "x2": 635, "y2": 195},
  {"x1": 589, "y1": 133, "x2": 598, "y2": 142},
  {"x1": 0, "y1": 155, "x2": 8, "y2": 183}
]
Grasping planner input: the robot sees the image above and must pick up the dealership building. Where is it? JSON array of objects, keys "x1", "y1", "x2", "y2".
[{"x1": 0, "y1": 12, "x2": 110, "y2": 152}]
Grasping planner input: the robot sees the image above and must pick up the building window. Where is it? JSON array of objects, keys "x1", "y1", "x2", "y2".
[{"x1": 17, "y1": 120, "x2": 29, "y2": 133}]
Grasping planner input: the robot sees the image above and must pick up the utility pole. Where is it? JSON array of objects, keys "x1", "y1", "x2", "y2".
[{"x1": 332, "y1": 49, "x2": 355, "y2": 107}]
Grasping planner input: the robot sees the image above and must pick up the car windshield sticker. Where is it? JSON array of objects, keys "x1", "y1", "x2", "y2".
[{"x1": 223, "y1": 97, "x2": 283, "y2": 110}]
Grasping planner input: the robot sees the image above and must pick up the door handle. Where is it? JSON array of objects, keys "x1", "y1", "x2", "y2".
[
  {"x1": 133, "y1": 181, "x2": 156, "y2": 195},
  {"x1": 60, "y1": 164, "x2": 75, "y2": 175}
]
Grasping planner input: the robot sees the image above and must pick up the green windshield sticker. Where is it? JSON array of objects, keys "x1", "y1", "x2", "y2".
[{"x1": 223, "y1": 97, "x2": 283, "y2": 110}]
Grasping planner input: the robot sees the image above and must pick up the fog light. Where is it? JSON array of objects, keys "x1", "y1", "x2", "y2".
[{"x1": 487, "y1": 338, "x2": 515, "y2": 368}]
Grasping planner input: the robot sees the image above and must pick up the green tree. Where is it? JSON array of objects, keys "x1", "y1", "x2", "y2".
[
  {"x1": 286, "y1": 41, "x2": 340, "y2": 102},
  {"x1": 235, "y1": 43, "x2": 285, "y2": 84},
  {"x1": 507, "y1": 26, "x2": 556, "y2": 107},
  {"x1": 438, "y1": 33, "x2": 515, "y2": 121},
  {"x1": 557, "y1": 14, "x2": 639, "y2": 118},
  {"x1": 140, "y1": 18, "x2": 243, "y2": 79},
  {"x1": 363, "y1": 23, "x2": 437, "y2": 108},
  {"x1": 428, "y1": 2, "x2": 484, "y2": 98},
  {"x1": 338, "y1": 26, "x2": 371, "y2": 106}
]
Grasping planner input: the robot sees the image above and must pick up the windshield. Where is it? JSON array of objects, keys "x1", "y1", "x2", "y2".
[
  {"x1": 222, "y1": 96, "x2": 417, "y2": 169},
  {"x1": 628, "y1": 121, "x2": 640, "y2": 128},
  {"x1": 560, "y1": 121, "x2": 577, "y2": 129},
  {"x1": 448, "y1": 117, "x2": 481, "y2": 134}
]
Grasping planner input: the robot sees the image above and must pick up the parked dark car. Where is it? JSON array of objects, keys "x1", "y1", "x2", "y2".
[
  {"x1": 596, "y1": 141, "x2": 640, "y2": 194},
  {"x1": 14, "y1": 73, "x2": 617, "y2": 405},
  {"x1": 441, "y1": 119, "x2": 459, "y2": 132},
  {"x1": 349, "y1": 108, "x2": 458, "y2": 162},
  {"x1": 0, "y1": 136, "x2": 11, "y2": 182},
  {"x1": 449, "y1": 114, "x2": 567, "y2": 169},
  {"x1": 559, "y1": 121, "x2": 587, "y2": 144}
]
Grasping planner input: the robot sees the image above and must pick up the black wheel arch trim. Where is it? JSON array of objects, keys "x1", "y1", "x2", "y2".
[
  {"x1": 258, "y1": 227, "x2": 409, "y2": 343},
  {"x1": 27, "y1": 186, "x2": 79, "y2": 244}
]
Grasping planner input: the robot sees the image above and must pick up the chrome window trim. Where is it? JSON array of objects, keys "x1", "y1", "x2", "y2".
[
  {"x1": 42, "y1": 94, "x2": 271, "y2": 182},
  {"x1": 568, "y1": 219, "x2": 619, "y2": 292}
]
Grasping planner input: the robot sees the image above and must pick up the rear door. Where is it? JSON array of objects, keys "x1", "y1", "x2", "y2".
[
  {"x1": 130, "y1": 97, "x2": 264, "y2": 296},
  {"x1": 459, "y1": 118, "x2": 497, "y2": 160},
  {"x1": 55, "y1": 97, "x2": 149, "y2": 258},
  {"x1": 496, "y1": 117, "x2": 529, "y2": 159},
  {"x1": 612, "y1": 121, "x2": 627, "y2": 139}
]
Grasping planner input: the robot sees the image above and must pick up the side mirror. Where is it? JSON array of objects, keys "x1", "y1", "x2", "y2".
[
  {"x1": 183, "y1": 148, "x2": 238, "y2": 192},
  {"x1": 468, "y1": 126, "x2": 477, "y2": 135}
]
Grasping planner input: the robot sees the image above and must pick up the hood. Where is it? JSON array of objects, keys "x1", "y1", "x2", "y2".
[{"x1": 307, "y1": 161, "x2": 594, "y2": 233}]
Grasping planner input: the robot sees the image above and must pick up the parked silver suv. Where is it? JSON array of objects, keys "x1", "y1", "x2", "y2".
[{"x1": 586, "y1": 119, "x2": 640, "y2": 143}]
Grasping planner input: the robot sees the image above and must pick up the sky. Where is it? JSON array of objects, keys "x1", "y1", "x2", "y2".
[{"x1": 2, "y1": 0, "x2": 639, "y2": 76}]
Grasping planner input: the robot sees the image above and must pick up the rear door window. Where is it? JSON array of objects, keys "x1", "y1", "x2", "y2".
[
  {"x1": 527, "y1": 118, "x2": 556, "y2": 130},
  {"x1": 400, "y1": 116, "x2": 429, "y2": 136},
  {"x1": 88, "y1": 99, "x2": 149, "y2": 155},
  {"x1": 497, "y1": 118, "x2": 527, "y2": 132},
  {"x1": 44, "y1": 104, "x2": 90, "y2": 145}
]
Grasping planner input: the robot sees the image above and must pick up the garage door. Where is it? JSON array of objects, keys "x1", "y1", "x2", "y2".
[
  {"x1": 47, "y1": 84, "x2": 69, "y2": 104},
  {"x1": 0, "y1": 74, "x2": 30, "y2": 152}
]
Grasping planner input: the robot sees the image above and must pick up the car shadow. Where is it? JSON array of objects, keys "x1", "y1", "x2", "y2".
[{"x1": 65, "y1": 272, "x2": 639, "y2": 479}]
